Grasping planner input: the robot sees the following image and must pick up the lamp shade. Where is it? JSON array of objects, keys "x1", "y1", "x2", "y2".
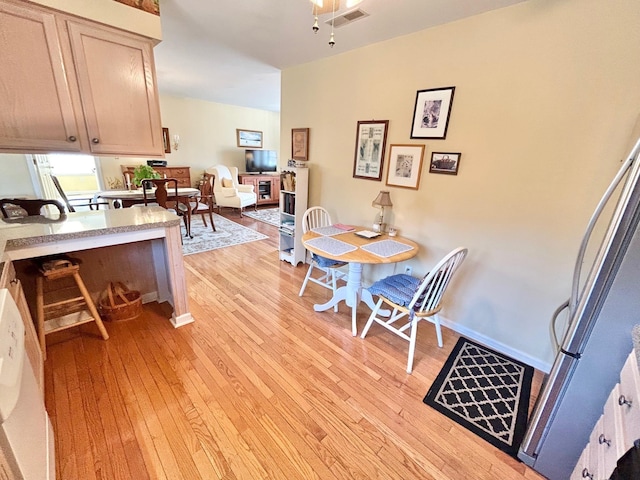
[{"x1": 372, "y1": 190, "x2": 393, "y2": 208}]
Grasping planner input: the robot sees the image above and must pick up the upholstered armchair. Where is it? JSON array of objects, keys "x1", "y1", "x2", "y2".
[{"x1": 206, "y1": 165, "x2": 257, "y2": 216}]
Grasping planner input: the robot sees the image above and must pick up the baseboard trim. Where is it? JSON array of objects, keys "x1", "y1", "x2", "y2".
[{"x1": 439, "y1": 316, "x2": 552, "y2": 373}]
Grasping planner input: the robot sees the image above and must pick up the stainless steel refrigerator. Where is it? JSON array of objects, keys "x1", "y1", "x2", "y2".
[{"x1": 518, "y1": 137, "x2": 640, "y2": 479}]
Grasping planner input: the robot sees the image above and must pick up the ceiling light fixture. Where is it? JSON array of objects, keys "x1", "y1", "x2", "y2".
[
  {"x1": 329, "y1": 0, "x2": 336, "y2": 47},
  {"x1": 310, "y1": 0, "x2": 363, "y2": 47},
  {"x1": 311, "y1": 0, "x2": 320, "y2": 33}
]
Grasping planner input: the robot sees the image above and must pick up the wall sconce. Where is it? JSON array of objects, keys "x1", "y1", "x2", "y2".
[
  {"x1": 372, "y1": 190, "x2": 392, "y2": 232},
  {"x1": 173, "y1": 134, "x2": 180, "y2": 151}
]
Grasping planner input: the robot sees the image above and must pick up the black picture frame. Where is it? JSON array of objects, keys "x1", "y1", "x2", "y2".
[
  {"x1": 352, "y1": 120, "x2": 389, "y2": 181},
  {"x1": 430, "y1": 152, "x2": 461, "y2": 175},
  {"x1": 410, "y1": 86, "x2": 455, "y2": 139}
]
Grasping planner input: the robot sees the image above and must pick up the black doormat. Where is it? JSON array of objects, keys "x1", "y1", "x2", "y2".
[{"x1": 423, "y1": 337, "x2": 534, "y2": 458}]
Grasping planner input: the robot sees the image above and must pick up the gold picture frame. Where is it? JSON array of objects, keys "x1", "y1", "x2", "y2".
[{"x1": 386, "y1": 144, "x2": 425, "y2": 190}]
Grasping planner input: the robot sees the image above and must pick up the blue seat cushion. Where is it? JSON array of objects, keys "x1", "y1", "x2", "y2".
[
  {"x1": 312, "y1": 253, "x2": 347, "y2": 269},
  {"x1": 367, "y1": 273, "x2": 420, "y2": 307}
]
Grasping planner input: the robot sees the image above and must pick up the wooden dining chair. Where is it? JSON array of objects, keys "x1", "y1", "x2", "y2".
[
  {"x1": 0, "y1": 198, "x2": 66, "y2": 218},
  {"x1": 361, "y1": 247, "x2": 468, "y2": 373},
  {"x1": 189, "y1": 172, "x2": 216, "y2": 231},
  {"x1": 142, "y1": 178, "x2": 192, "y2": 238},
  {"x1": 298, "y1": 206, "x2": 347, "y2": 311}
]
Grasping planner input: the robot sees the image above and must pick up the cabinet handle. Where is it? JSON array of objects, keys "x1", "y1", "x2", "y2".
[
  {"x1": 9, "y1": 278, "x2": 18, "y2": 285},
  {"x1": 598, "y1": 433, "x2": 611, "y2": 447},
  {"x1": 619, "y1": 395, "x2": 633, "y2": 407},
  {"x1": 68, "y1": 135, "x2": 77, "y2": 142},
  {"x1": 92, "y1": 138, "x2": 100, "y2": 144},
  {"x1": 581, "y1": 468, "x2": 593, "y2": 479}
]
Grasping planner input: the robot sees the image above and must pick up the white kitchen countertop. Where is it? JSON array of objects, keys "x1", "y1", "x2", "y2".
[{"x1": 0, "y1": 207, "x2": 180, "y2": 257}]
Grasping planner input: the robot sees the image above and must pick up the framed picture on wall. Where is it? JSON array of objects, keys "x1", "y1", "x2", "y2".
[
  {"x1": 410, "y1": 86, "x2": 455, "y2": 139},
  {"x1": 236, "y1": 129, "x2": 263, "y2": 148},
  {"x1": 291, "y1": 128, "x2": 309, "y2": 161},
  {"x1": 162, "y1": 127, "x2": 171, "y2": 154},
  {"x1": 429, "y1": 152, "x2": 461, "y2": 175},
  {"x1": 386, "y1": 144, "x2": 425, "y2": 189},
  {"x1": 353, "y1": 120, "x2": 389, "y2": 181}
]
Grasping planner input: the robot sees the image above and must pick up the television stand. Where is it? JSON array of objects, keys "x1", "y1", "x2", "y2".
[{"x1": 239, "y1": 173, "x2": 280, "y2": 206}]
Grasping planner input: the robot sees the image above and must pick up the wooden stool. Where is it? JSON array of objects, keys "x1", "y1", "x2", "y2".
[{"x1": 35, "y1": 257, "x2": 109, "y2": 358}]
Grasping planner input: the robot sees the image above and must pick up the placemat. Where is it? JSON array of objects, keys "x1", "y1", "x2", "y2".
[
  {"x1": 311, "y1": 225, "x2": 347, "y2": 236},
  {"x1": 360, "y1": 239, "x2": 414, "y2": 258},
  {"x1": 305, "y1": 236, "x2": 357, "y2": 256}
]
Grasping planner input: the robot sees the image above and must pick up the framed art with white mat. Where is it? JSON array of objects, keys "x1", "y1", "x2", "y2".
[{"x1": 385, "y1": 144, "x2": 425, "y2": 190}]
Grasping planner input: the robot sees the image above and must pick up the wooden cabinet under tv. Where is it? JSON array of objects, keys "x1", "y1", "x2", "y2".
[{"x1": 238, "y1": 174, "x2": 280, "y2": 206}]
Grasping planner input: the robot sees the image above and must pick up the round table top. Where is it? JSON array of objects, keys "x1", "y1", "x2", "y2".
[
  {"x1": 302, "y1": 226, "x2": 419, "y2": 264},
  {"x1": 97, "y1": 188, "x2": 199, "y2": 200}
]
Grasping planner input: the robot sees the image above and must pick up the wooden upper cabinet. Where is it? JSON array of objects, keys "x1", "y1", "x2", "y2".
[
  {"x1": 65, "y1": 20, "x2": 164, "y2": 156},
  {"x1": 0, "y1": 0, "x2": 164, "y2": 157},
  {"x1": 0, "y1": 1, "x2": 81, "y2": 152}
]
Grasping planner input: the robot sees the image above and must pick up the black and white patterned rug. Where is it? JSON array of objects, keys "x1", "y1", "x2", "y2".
[{"x1": 423, "y1": 337, "x2": 533, "y2": 458}]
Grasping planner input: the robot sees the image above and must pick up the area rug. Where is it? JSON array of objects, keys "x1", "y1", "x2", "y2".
[
  {"x1": 182, "y1": 214, "x2": 268, "y2": 255},
  {"x1": 423, "y1": 337, "x2": 533, "y2": 458},
  {"x1": 243, "y1": 207, "x2": 279, "y2": 227}
]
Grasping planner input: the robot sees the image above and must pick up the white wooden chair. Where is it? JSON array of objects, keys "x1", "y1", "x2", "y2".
[
  {"x1": 361, "y1": 247, "x2": 468, "y2": 373},
  {"x1": 298, "y1": 206, "x2": 347, "y2": 311}
]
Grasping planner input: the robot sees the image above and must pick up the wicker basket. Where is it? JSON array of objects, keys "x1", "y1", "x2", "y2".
[{"x1": 98, "y1": 282, "x2": 142, "y2": 322}]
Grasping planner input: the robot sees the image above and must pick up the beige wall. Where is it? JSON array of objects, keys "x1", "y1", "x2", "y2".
[
  {"x1": 281, "y1": 0, "x2": 640, "y2": 369},
  {"x1": 99, "y1": 94, "x2": 281, "y2": 186}
]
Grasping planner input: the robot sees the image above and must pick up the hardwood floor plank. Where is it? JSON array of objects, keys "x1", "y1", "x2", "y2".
[{"x1": 43, "y1": 212, "x2": 545, "y2": 480}]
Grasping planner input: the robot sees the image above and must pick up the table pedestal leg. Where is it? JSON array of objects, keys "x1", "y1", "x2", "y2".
[{"x1": 313, "y1": 263, "x2": 388, "y2": 336}]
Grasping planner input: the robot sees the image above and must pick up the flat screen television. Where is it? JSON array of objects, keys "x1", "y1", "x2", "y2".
[{"x1": 245, "y1": 149, "x2": 277, "y2": 174}]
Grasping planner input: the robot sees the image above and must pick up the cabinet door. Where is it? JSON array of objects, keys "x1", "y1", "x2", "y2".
[
  {"x1": 66, "y1": 20, "x2": 164, "y2": 156},
  {"x1": 0, "y1": 1, "x2": 81, "y2": 152},
  {"x1": 4, "y1": 262, "x2": 44, "y2": 399}
]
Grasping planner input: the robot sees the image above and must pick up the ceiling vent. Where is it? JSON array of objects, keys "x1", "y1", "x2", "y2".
[{"x1": 325, "y1": 8, "x2": 369, "y2": 28}]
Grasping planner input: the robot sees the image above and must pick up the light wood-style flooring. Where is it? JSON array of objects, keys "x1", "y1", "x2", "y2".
[{"x1": 44, "y1": 210, "x2": 546, "y2": 479}]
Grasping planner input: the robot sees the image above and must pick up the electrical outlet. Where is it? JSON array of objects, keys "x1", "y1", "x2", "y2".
[{"x1": 404, "y1": 266, "x2": 412, "y2": 276}]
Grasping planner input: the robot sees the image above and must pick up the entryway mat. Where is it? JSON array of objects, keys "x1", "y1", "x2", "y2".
[{"x1": 423, "y1": 337, "x2": 533, "y2": 458}]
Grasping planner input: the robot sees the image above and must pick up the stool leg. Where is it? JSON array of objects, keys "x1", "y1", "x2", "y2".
[
  {"x1": 36, "y1": 275, "x2": 46, "y2": 359},
  {"x1": 72, "y1": 272, "x2": 109, "y2": 341}
]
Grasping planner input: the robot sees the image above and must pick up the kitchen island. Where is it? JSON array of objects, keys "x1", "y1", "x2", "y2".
[{"x1": 0, "y1": 206, "x2": 193, "y2": 327}]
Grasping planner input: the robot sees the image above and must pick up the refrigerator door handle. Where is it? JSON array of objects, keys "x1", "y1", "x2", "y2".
[
  {"x1": 570, "y1": 152, "x2": 636, "y2": 313},
  {"x1": 551, "y1": 299, "x2": 569, "y2": 353}
]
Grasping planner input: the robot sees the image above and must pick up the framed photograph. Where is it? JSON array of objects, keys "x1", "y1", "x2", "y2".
[
  {"x1": 291, "y1": 128, "x2": 309, "y2": 161},
  {"x1": 353, "y1": 120, "x2": 389, "y2": 181},
  {"x1": 410, "y1": 86, "x2": 455, "y2": 139},
  {"x1": 236, "y1": 129, "x2": 263, "y2": 148},
  {"x1": 430, "y1": 152, "x2": 461, "y2": 175},
  {"x1": 386, "y1": 144, "x2": 425, "y2": 190},
  {"x1": 162, "y1": 127, "x2": 171, "y2": 154}
]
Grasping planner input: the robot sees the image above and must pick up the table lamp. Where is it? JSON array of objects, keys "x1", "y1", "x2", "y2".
[{"x1": 372, "y1": 190, "x2": 393, "y2": 232}]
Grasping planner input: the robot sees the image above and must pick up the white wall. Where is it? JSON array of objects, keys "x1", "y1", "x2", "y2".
[
  {"x1": 280, "y1": 0, "x2": 640, "y2": 370},
  {"x1": 0, "y1": 154, "x2": 34, "y2": 197}
]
